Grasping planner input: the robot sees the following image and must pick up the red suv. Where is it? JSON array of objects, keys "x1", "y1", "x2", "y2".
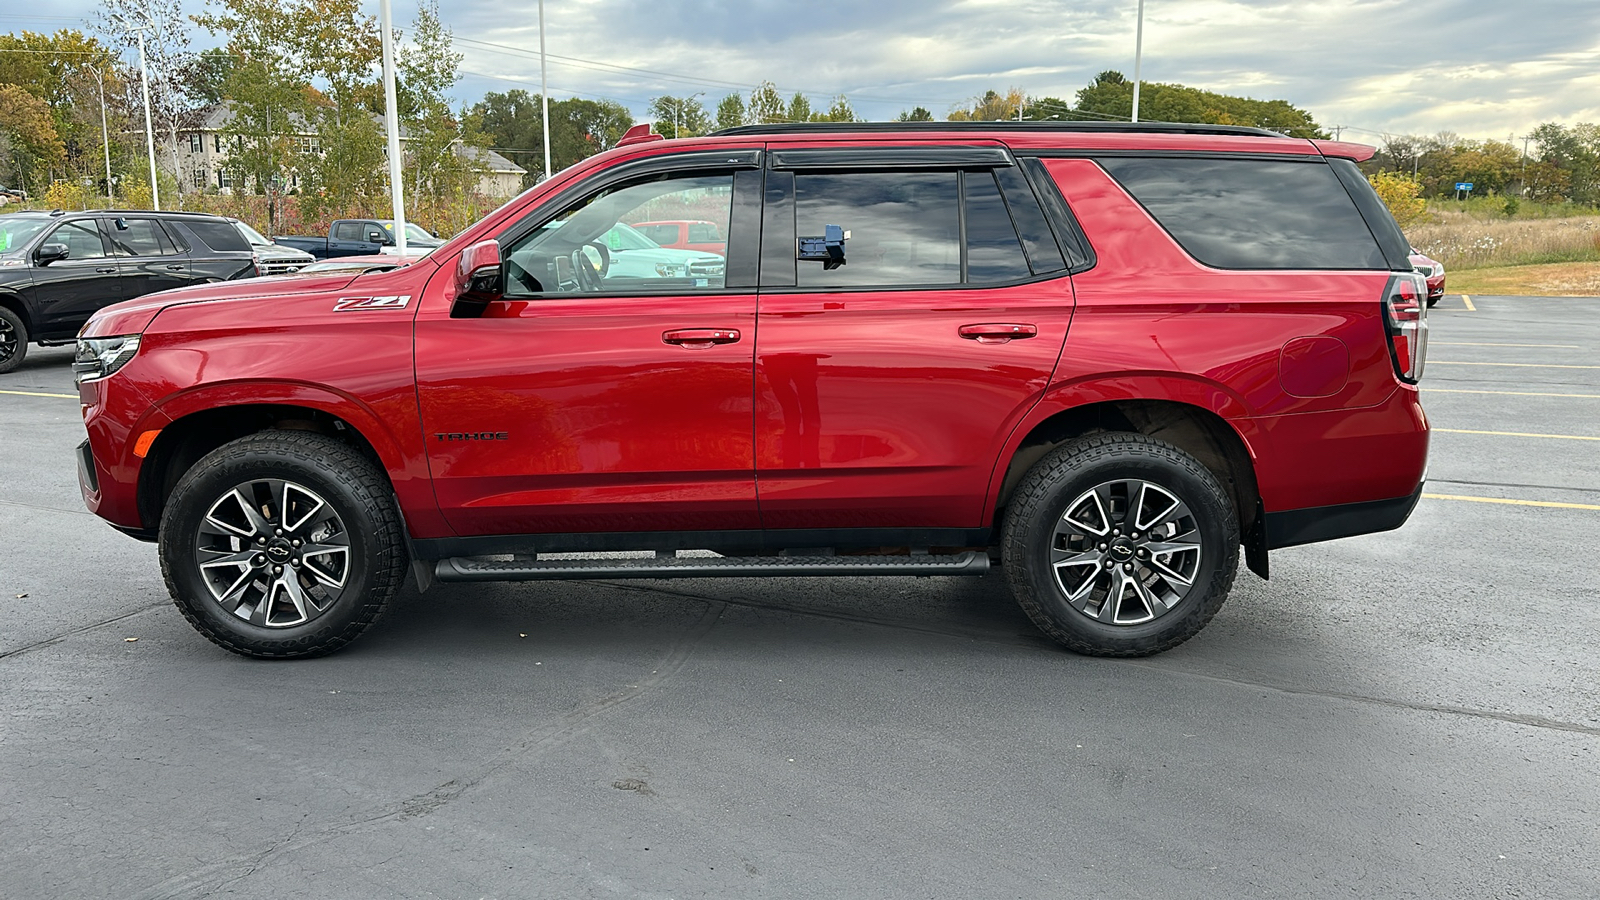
[{"x1": 75, "y1": 122, "x2": 1430, "y2": 660}]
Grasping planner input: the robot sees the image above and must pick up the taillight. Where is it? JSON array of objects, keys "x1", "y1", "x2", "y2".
[{"x1": 1383, "y1": 272, "x2": 1429, "y2": 383}]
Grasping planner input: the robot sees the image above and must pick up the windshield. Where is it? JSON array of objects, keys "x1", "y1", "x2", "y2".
[
  {"x1": 233, "y1": 220, "x2": 272, "y2": 246},
  {"x1": 0, "y1": 217, "x2": 52, "y2": 254},
  {"x1": 379, "y1": 221, "x2": 437, "y2": 242}
]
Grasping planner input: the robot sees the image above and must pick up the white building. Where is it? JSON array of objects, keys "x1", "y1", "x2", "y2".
[{"x1": 175, "y1": 103, "x2": 526, "y2": 198}]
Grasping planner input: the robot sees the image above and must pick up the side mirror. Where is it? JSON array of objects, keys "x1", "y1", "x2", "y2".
[
  {"x1": 450, "y1": 240, "x2": 504, "y2": 319},
  {"x1": 36, "y1": 243, "x2": 69, "y2": 265},
  {"x1": 367, "y1": 230, "x2": 387, "y2": 244}
]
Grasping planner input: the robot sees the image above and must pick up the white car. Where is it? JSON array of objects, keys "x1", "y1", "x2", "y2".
[{"x1": 513, "y1": 220, "x2": 725, "y2": 292}]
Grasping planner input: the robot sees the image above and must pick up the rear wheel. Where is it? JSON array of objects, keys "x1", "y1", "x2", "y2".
[
  {"x1": 159, "y1": 431, "x2": 408, "y2": 658},
  {"x1": 1001, "y1": 433, "x2": 1239, "y2": 657},
  {"x1": 0, "y1": 307, "x2": 28, "y2": 374}
]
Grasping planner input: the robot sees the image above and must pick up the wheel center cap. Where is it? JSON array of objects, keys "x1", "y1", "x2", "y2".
[
  {"x1": 266, "y1": 542, "x2": 291, "y2": 562},
  {"x1": 1110, "y1": 540, "x2": 1135, "y2": 560}
]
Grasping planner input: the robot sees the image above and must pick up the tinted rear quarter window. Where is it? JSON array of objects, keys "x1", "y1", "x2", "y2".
[
  {"x1": 1099, "y1": 157, "x2": 1387, "y2": 270},
  {"x1": 181, "y1": 219, "x2": 252, "y2": 253}
]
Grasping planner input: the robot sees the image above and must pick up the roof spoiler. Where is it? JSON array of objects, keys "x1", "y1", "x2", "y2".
[{"x1": 1312, "y1": 140, "x2": 1377, "y2": 163}]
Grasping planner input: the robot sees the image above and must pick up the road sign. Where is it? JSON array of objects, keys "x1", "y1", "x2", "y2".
[{"x1": 1456, "y1": 182, "x2": 1474, "y2": 191}]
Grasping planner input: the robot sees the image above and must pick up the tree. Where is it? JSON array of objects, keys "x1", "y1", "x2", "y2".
[
  {"x1": 463, "y1": 89, "x2": 542, "y2": 186},
  {"x1": 822, "y1": 95, "x2": 857, "y2": 123},
  {"x1": 1367, "y1": 172, "x2": 1428, "y2": 229},
  {"x1": 786, "y1": 92, "x2": 813, "y2": 125},
  {"x1": 948, "y1": 88, "x2": 1023, "y2": 121},
  {"x1": 0, "y1": 30, "x2": 125, "y2": 192},
  {"x1": 400, "y1": 1, "x2": 481, "y2": 214},
  {"x1": 1073, "y1": 70, "x2": 1326, "y2": 138},
  {"x1": 748, "y1": 80, "x2": 785, "y2": 124},
  {"x1": 648, "y1": 94, "x2": 711, "y2": 139},
  {"x1": 96, "y1": 0, "x2": 204, "y2": 196},
  {"x1": 465, "y1": 93, "x2": 633, "y2": 177},
  {"x1": 714, "y1": 93, "x2": 745, "y2": 131},
  {"x1": 0, "y1": 84, "x2": 66, "y2": 191},
  {"x1": 897, "y1": 106, "x2": 934, "y2": 122}
]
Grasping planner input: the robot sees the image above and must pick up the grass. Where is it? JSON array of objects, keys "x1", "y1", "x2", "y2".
[
  {"x1": 1408, "y1": 208, "x2": 1600, "y2": 271},
  {"x1": 1446, "y1": 261, "x2": 1600, "y2": 296}
]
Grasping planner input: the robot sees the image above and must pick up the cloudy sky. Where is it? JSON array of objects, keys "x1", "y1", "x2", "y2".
[{"x1": 8, "y1": 0, "x2": 1600, "y2": 144}]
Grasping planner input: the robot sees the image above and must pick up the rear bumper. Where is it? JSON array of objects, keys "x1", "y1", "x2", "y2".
[{"x1": 1264, "y1": 479, "x2": 1424, "y2": 550}]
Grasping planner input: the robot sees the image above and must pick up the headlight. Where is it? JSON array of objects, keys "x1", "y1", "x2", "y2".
[{"x1": 74, "y1": 335, "x2": 141, "y2": 384}]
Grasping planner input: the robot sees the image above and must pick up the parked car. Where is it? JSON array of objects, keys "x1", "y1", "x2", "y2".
[
  {"x1": 0, "y1": 184, "x2": 26, "y2": 201},
  {"x1": 272, "y1": 219, "x2": 443, "y2": 260},
  {"x1": 628, "y1": 219, "x2": 728, "y2": 255},
  {"x1": 521, "y1": 220, "x2": 725, "y2": 289},
  {"x1": 230, "y1": 218, "x2": 315, "y2": 276},
  {"x1": 75, "y1": 121, "x2": 1429, "y2": 660},
  {"x1": 1409, "y1": 249, "x2": 1446, "y2": 307},
  {"x1": 292, "y1": 253, "x2": 430, "y2": 276},
  {"x1": 0, "y1": 209, "x2": 255, "y2": 373}
]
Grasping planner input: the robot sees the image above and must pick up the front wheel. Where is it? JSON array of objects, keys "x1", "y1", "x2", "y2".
[
  {"x1": 1001, "y1": 433, "x2": 1239, "y2": 657},
  {"x1": 159, "y1": 432, "x2": 408, "y2": 658},
  {"x1": 0, "y1": 306, "x2": 28, "y2": 374}
]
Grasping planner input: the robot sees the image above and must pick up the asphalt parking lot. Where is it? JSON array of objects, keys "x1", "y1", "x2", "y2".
[{"x1": 2, "y1": 297, "x2": 1597, "y2": 899}]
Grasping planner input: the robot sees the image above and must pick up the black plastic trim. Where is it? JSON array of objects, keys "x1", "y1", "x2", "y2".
[
  {"x1": 1016, "y1": 156, "x2": 1096, "y2": 273},
  {"x1": 411, "y1": 527, "x2": 994, "y2": 560},
  {"x1": 1020, "y1": 149, "x2": 1321, "y2": 162},
  {"x1": 76, "y1": 439, "x2": 98, "y2": 494},
  {"x1": 1328, "y1": 157, "x2": 1415, "y2": 272},
  {"x1": 759, "y1": 169, "x2": 797, "y2": 288},
  {"x1": 1263, "y1": 482, "x2": 1424, "y2": 550},
  {"x1": 110, "y1": 523, "x2": 159, "y2": 543},
  {"x1": 768, "y1": 147, "x2": 1013, "y2": 170},
  {"x1": 725, "y1": 168, "x2": 764, "y2": 289},
  {"x1": 713, "y1": 122, "x2": 1285, "y2": 138},
  {"x1": 497, "y1": 148, "x2": 764, "y2": 249},
  {"x1": 435, "y1": 551, "x2": 991, "y2": 583}
]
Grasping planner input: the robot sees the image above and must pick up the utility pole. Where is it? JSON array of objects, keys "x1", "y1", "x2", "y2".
[
  {"x1": 134, "y1": 26, "x2": 160, "y2": 210},
  {"x1": 1332, "y1": 125, "x2": 1344, "y2": 141},
  {"x1": 86, "y1": 66, "x2": 113, "y2": 202},
  {"x1": 1131, "y1": 0, "x2": 1145, "y2": 123},
  {"x1": 379, "y1": 0, "x2": 406, "y2": 254},
  {"x1": 539, "y1": 0, "x2": 552, "y2": 183}
]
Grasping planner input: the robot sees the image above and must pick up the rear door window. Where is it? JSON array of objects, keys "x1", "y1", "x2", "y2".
[
  {"x1": 794, "y1": 171, "x2": 961, "y2": 288},
  {"x1": 107, "y1": 218, "x2": 178, "y2": 256},
  {"x1": 1098, "y1": 157, "x2": 1387, "y2": 270}
]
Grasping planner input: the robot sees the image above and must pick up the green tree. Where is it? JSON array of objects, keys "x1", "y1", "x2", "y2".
[
  {"x1": 468, "y1": 92, "x2": 633, "y2": 175},
  {"x1": 0, "y1": 30, "x2": 124, "y2": 192},
  {"x1": 1531, "y1": 122, "x2": 1600, "y2": 205},
  {"x1": 1367, "y1": 171, "x2": 1428, "y2": 229},
  {"x1": 96, "y1": 0, "x2": 203, "y2": 196},
  {"x1": 948, "y1": 88, "x2": 1022, "y2": 121},
  {"x1": 463, "y1": 89, "x2": 543, "y2": 185},
  {"x1": 822, "y1": 95, "x2": 857, "y2": 122},
  {"x1": 648, "y1": 94, "x2": 711, "y2": 139},
  {"x1": 400, "y1": 1, "x2": 482, "y2": 214},
  {"x1": 0, "y1": 84, "x2": 66, "y2": 192},
  {"x1": 748, "y1": 80, "x2": 785, "y2": 124},
  {"x1": 714, "y1": 92, "x2": 745, "y2": 131},
  {"x1": 786, "y1": 92, "x2": 813, "y2": 125},
  {"x1": 1073, "y1": 70, "x2": 1326, "y2": 138},
  {"x1": 896, "y1": 106, "x2": 934, "y2": 122}
]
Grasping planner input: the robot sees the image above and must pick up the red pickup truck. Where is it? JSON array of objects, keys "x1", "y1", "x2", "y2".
[{"x1": 75, "y1": 122, "x2": 1429, "y2": 660}]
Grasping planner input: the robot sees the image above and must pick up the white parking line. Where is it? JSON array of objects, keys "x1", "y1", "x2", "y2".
[
  {"x1": 1434, "y1": 428, "x2": 1600, "y2": 441},
  {"x1": 1424, "y1": 388, "x2": 1600, "y2": 399}
]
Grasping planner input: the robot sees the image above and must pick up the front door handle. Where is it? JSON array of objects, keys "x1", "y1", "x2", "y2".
[
  {"x1": 959, "y1": 323, "x2": 1037, "y2": 344},
  {"x1": 95, "y1": 266, "x2": 118, "y2": 274},
  {"x1": 663, "y1": 328, "x2": 741, "y2": 349},
  {"x1": 165, "y1": 264, "x2": 185, "y2": 271}
]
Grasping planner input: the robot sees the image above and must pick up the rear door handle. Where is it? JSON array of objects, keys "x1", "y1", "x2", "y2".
[
  {"x1": 959, "y1": 323, "x2": 1037, "y2": 344},
  {"x1": 165, "y1": 264, "x2": 185, "y2": 271},
  {"x1": 95, "y1": 266, "x2": 118, "y2": 274},
  {"x1": 663, "y1": 328, "x2": 741, "y2": 349}
]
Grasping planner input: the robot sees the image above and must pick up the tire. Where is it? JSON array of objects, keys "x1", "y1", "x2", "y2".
[
  {"x1": 159, "y1": 431, "x2": 408, "y2": 659},
  {"x1": 1001, "y1": 433, "x2": 1239, "y2": 657},
  {"x1": 1426, "y1": 296, "x2": 1440, "y2": 308},
  {"x1": 0, "y1": 306, "x2": 28, "y2": 375}
]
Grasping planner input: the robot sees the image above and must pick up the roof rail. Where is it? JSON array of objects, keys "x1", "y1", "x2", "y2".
[{"x1": 709, "y1": 120, "x2": 1293, "y2": 139}]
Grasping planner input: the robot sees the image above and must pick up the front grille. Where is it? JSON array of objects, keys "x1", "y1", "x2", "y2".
[
  {"x1": 688, "y1": 259, "x2": 726, "y2": 277},
  {"x1": 259, "y1": 260, "x2": 308, "y2": 276}
]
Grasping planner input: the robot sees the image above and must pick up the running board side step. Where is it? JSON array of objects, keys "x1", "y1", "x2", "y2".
[{"x1": 434, "y1": 551, "x2": 990, "y2": 583}]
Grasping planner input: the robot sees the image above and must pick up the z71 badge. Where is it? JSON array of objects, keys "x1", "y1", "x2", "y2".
[{"x1": 333, "y1": 295, "x2": 412, "y2": 312}]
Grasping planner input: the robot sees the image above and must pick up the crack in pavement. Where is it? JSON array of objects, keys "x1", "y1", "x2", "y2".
[
  {"x1": 127, "y1": 597, "x2": 728, "y2": 900},
  {"x1": 0, "y1": 602, "x2": 169, "y2": 662},
  {"x1": 0, "y1": 497, "x2": 98, "y2": 517},
  {"x1": 1428, "y1": 477, "x2": 1600, "y2": 497}
]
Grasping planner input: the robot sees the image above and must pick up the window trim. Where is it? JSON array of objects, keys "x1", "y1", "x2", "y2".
[
  {"x1": 43, "y1": 218, "x2": 111, "y2": 261},
  {"x1": 768, "y1": 146, "x2": 1013, "y2": 170}
]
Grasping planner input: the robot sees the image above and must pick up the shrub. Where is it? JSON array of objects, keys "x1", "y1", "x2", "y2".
[{"x1": 1368, "y1": 171, "x2": 1429, "y2": 229}]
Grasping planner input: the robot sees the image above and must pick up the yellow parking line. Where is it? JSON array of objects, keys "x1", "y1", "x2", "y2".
[
  {"x1": 1424, "y1": 388, "x2": 1600, "y2": 399},
  {"x1": 1424, "y1": 493, "x2": 1600, "y2": 511},
  {"x1": 1460, "y1": 294, "x2": 1475, "y2": 311},
  {"x1": 1430, "y1": 342, "x2": 1581, "y2": 349},
  {"x1": 1434, "y1": 428, "x2": 1600, "y2": 441},
  {"x1": 0, "y1": 388, "x2": 76, "y2": 399},
  {"x1": 1429, "y1": 361, "x2": 1600, "y2": 369}
]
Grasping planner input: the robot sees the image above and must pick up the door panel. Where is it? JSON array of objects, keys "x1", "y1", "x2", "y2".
[
  {"x1": 28, "y1": 219, "x2": 122, "y2": 337},
  {"x1": 415, "y1": 290, "x2": 759, "y2": 535},
  {"x1": 754, "y1": 282, "x2": 1074, "y2": 528},
  {"x1": 106, "y1": 217, "x2": 192, "y2": 299}
]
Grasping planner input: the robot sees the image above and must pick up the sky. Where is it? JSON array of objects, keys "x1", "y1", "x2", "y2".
[{"x1": 7, "y1": 0, "x2": 1600, "y2": 147}]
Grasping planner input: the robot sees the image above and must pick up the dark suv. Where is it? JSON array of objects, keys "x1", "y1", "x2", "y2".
[
  {"x1": 75, "y1": 122, "x2": 1430, "y2": 660},
  {"x1": 0, "y1": 210, "x2": 256, "y2": 373}
]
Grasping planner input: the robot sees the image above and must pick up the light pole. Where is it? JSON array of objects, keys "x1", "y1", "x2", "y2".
[
  {"x1": 379, "y1": 0, "x2": 406, "y2": 253},
  {"x1": 133, "y1": 26, "x2": 160, "y2": 209},
  {"x1": 86, "y1": 65, "x2": 114, "y2": 202},
  {"x1": 1131, "y1": 0, "x2": 1146, "y2": 123},
  {"x1": 677, "y1": 91, "x2": 706, "y2": 138},
  {"x1": 539, "y1": 0, "x2": 551, "y2": 183}
]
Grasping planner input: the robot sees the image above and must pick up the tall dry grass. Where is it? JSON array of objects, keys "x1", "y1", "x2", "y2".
[{"x1": 1407, "y1": 207, "x2": 1600, "y2": 269}]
